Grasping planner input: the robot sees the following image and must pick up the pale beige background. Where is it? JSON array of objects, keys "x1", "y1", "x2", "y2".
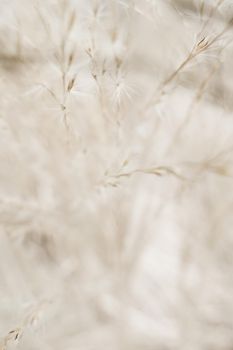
[{"x1": 0, "y1": 1, "x2": 233, "y2": 349}]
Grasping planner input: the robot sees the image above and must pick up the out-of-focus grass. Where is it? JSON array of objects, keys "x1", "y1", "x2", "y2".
[{"x1": 0, "y1": 1, "x2": 233, "y2": 349}]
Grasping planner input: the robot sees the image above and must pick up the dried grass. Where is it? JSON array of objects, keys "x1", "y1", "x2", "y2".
[{"x1": 0, "y1": 0, "x2": 233, "y2": 349}]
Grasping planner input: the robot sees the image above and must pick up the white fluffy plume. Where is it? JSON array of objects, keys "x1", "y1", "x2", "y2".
[{"x1": 0, "y1": 1, "x2": 233, "y2": 349}]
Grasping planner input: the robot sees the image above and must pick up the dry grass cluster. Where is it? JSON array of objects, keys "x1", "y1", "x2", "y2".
[{"x1": 1, "y1": 0, "x2": 233, "y2": 349}]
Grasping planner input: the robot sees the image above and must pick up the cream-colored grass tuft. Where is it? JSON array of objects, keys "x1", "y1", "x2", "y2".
[{"x1": 0, "y1": 1, "x2": 233, "y2": 349}]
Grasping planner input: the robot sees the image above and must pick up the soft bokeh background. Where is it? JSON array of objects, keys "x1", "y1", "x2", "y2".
[{"x1": 0, "y1": 0, "x2": 233, "y2": 349}]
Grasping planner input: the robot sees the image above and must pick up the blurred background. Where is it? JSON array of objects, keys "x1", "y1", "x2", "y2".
[{"x1": 0, "y1": 1, "x2": 233, "y2": 349}]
